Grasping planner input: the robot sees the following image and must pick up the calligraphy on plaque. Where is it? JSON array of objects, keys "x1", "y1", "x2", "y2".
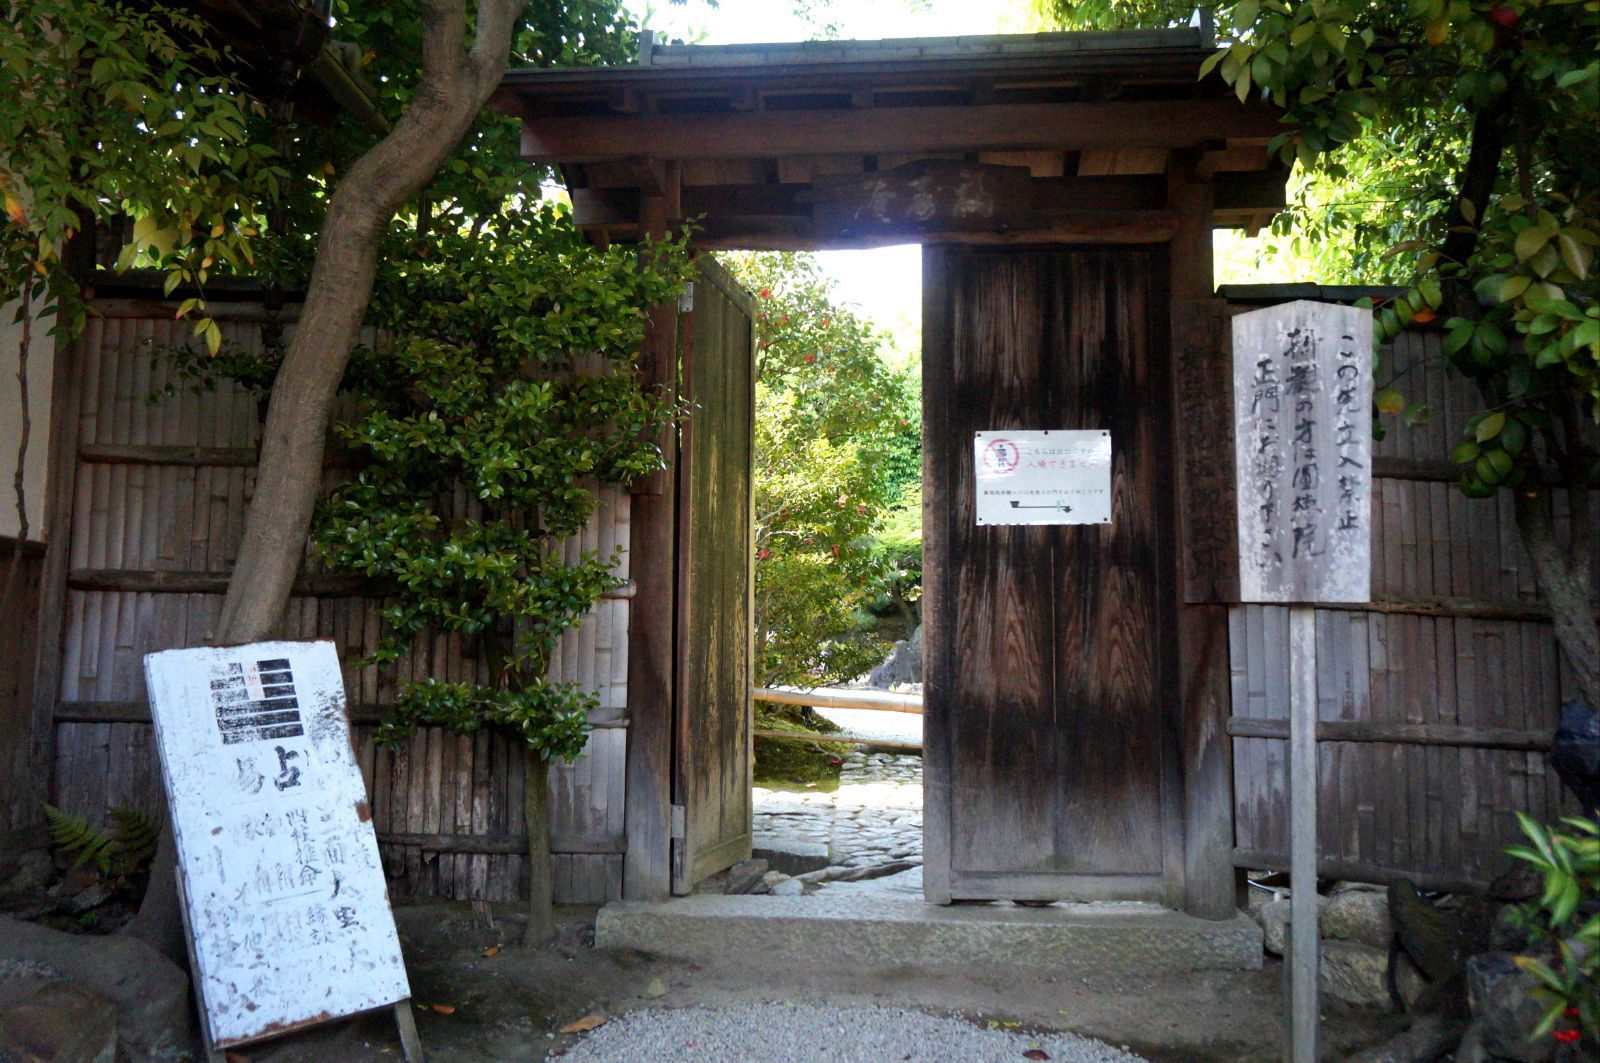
[
  {"x1": 143, "y1": 641, "x2": 410, "y2": 1048},
  {"x1": 1232, "y1": 300, "x2": 1373, "y2": 604}
]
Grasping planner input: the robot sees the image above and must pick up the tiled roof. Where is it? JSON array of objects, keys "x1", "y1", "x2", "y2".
[{"x1": 638, "y1": 29, "x2": 1209, "y2": 69}]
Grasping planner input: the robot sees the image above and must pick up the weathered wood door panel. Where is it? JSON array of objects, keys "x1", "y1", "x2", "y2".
[
  {"x1": 672, "y1": 257, "x2": 757, "y2": 894},
  {"x1": 924, "y1": 247, "x2": 1178, "y2": 903}
]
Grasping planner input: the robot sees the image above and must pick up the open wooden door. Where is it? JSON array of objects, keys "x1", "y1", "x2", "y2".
[
  {"x1": 671, "y1": 257, "x2": 757, "y2": 895},
  {"x1": 922, "y1": 246, "x2": 1182, "y2": 905}
]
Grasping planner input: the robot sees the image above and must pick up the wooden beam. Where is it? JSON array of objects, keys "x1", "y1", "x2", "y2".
[
  {"x1": 1077, "y1": 146, "x2": 1168, "y2": 176},
  {"x1": 1226, "y1": 717, "x2": 1552, "y2": 752},
  {"x1": 754, "y1": 686, "x2": 923, "y2": 714},
  {"x1": 520, "y1": 99, "x2": 1287, "y2": 164},
  {"x1": 53, "y1": 700, "x2": 634, "y2": 727},
  {"x1": 754, "y1": 729, "x2": 921, "y2": 755},
  {"x1": 79, "y1": 444, "x2": 261, "y2": 467},
  {"x1": 1233, "y1": 848, "x2": 1489, "y2": 895},
  {"x1": 692, "y1": 210, "x2": 1179, "y2": 251},
  {"x1": 65, "y1": 568, "x2": 638, "y2": 601},
  {"x1": 1213, "y1": 168, "x2": 1288, "y2": 214},
  {"x1": 1317, "y1": 593, "x2": 1551, "y2": 623},
  {"x1": 378, "y1": 831, "x2": 627, "y2": 855}
]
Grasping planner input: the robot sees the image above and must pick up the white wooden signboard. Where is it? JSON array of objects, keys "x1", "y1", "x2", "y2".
[
  {"x1": 1233, "y1": 300, "x2": 1373, "y2": 603},
  {"x1": 973, "y1": 429, "x2": 1113, "y2": 526},
  {"x1": 144, "y1": 641, "x2": 413, "y2": 1052},
  {"x1": 1231, "y1": 300, "x2": 1374, "y2": 1063}
]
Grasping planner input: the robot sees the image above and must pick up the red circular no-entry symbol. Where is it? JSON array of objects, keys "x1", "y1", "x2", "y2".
[{"x1": 982, "y1": 438, "x2": 1021, "y2": 476}]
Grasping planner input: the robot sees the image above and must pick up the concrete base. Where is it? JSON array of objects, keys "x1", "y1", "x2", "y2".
[{"x1": 596, "y1": 893, "x2": 1263, "y2": 974}]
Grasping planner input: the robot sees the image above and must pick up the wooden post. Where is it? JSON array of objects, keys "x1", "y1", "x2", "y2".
[
  {"x1": 1167, "y1": 156, "x2": 1237, "y2": 920},
  {"x1": 393, "y1": 1002, "x2": 425, "y2": 1063},
  {"x1": 1288, "y1": 605, "x2": 1320, "y2": 1063},
  {"x1": 623, "y1": 171, "x2": 682, "y2": 900},
  {"x1": 1231, "y1": 300, "x2": 1372, "y2": 1063},
  {"x1": 29, "y1": 328, "x2": 84, "y2": 812}
]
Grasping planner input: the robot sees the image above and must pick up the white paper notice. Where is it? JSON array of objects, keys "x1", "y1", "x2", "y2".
[
  {"x1": 973, "y1": 430, "x2": 1113, "y2": 526},
  {"x1": 143, "y1": 641, "x2": 410, "y2": 1047}
]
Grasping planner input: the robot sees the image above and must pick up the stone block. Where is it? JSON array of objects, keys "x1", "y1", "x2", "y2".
[
  {"x1": 1321, "y1": 888, "x2": 1393, "y2": 950},
  {"x1": 597, "y1": 894, "x2": 1263, "y2": 974},
  {"x1": 1319, "y1": 940, "x2": 1392, "y2": 1010}
]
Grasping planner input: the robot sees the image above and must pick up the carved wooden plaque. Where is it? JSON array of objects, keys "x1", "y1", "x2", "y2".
[{"x1": 1232, "y1": 300, "x2": 1373, "y2": 604}]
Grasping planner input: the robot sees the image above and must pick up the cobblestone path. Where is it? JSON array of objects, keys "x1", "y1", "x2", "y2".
[{"x1": 752, "y1": 750, "x2": 922, "y2": 872}]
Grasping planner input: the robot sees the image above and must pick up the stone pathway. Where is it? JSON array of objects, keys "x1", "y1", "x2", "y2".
[{"x1": 753, "y1": 749, "x2": 922, "y2": 882}]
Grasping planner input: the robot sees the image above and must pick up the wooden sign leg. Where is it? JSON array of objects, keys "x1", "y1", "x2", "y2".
[
  {"x1": 1288, "y1": 605, "x2": 1321, "y2": 1062},
  {"x1": 394, "y1": 1001, "x2": 426, "y2": 1063}
]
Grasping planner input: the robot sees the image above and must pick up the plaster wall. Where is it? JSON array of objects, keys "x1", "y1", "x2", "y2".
[{"x1": 0, "y1": 296, "x2": 54, "y2": 542}]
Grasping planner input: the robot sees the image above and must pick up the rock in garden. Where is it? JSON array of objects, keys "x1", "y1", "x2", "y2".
[
  {"x1": 696, "y1": 858, "x2": 770, "y2": 896},
  {"x1": 1344, "y1": 1012, "x2": 1466, "y2": 1063},
  {"x1": 0, "y1": 848, "x2": 56, "y2": 901},
  {"x1": 753, "y1": 838, "x2": 830, "y2": 876},
  {"x1": 1319, "y1": 940, "x2": 1394, "y2": 1009},
  {"x1": 769, "y1": 878, "x2": 805, "y2": 897},
  {"x1": 0, "y1": 976, "x2": 119, "y2": 1063},
  {"x1": 1321, "y1": 886, "x2": 1394, "y2": 950},
  {"x1": 867, "y1": 625, "x2": 923, "y2": 688},
  {"x1": 0, "y1": 916, "x2": 191, "y2": 1061},
  {"x1": 1254, "y1": 894, "x2": 1328, "y2": 956},
  {"x1": 1466, "y1": 951, "x2": 1555, "y2": 1062}
]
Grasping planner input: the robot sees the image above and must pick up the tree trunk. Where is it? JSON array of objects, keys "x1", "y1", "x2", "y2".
[
  {"x1": 523, "y1": 751, "x2": 555, "y2": 945},
  {"x1": 1, "y1": 274, "x2": 33, "y2": 622},
  {"x1": 1514, "y1": 486, "x2": 1600, "y2": 709},
  {"x1": 122, "y1": 0, "x2": 531, "y2": 960}
]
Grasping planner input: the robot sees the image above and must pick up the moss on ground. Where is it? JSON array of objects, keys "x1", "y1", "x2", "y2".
[{"x1": 753, "y1": 704, "x2": 851, "y2": 789}]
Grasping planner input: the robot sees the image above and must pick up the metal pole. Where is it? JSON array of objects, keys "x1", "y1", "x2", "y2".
[{"x1": 1288, "y1": 604, "x2": 1320, "y2": 1062}]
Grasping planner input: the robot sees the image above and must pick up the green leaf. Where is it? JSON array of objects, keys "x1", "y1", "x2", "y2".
[
  {"x1": 1515, "y1": 226, "x2": 1558, "y2": 262},
  {"x1": 1475, "y1": 412, "x2": 1507, "y2": 442},
  {"x1": 1450, "y1": 442, "x2": 1482, "y2": 464},
  {"x1": 1558, "y1": 234, "x2": 1592, "y2": 280},
  {"x1": 1500, "y1": 418, "x2": 1527, "y2": 455},
  {"x1": 1376, "y1": 387, "x2": 1406, "y2": 414},
  {"x1": 1444, "y1": 321, "x2": 1475, "y2": 355}
]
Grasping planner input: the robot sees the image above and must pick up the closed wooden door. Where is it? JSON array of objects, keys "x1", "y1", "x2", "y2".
[
  {"x1": 672, "y1": 257, "x2": 757, "y2": 895},
  {"x1": 922, "y1": 246, "x2": 1180, "y2": 904}
]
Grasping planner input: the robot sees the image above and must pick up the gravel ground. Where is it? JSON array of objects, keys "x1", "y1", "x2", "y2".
[
  {"x1": 552, "y1": 1003, "x2": 1148, "y2": 1063},
  {"x1": 813, "y1": 706, "x2": 922, "y2": 745}
]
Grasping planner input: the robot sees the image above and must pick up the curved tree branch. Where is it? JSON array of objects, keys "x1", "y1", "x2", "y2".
[
  {"x1": 128, "y1": 0, "x2": 532, "y2": 960},
  {"x1": 214, "y1": 0, "x2": 528, "y2": 644}
]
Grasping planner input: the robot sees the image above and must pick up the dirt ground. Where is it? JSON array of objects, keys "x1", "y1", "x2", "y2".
[{"x1": 241, "y1": 899, "x2": 1404, "y2": 1063}]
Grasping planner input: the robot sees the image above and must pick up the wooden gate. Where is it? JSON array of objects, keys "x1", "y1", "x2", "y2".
[
  {"x1": 922, "y1": 246, "x2": 1180, "y2": 904},
  {"x1": 671, "y1": 257, "x2": 757, "y2": 894}
]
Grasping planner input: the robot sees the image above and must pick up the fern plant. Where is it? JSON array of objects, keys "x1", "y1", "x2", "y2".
[
  {"x1": 43, "y1": 804, "x2": 161, "y2": 878},
  {"x1": 1505, "y1": 813, "x2": 1599, "y2": 1049}
]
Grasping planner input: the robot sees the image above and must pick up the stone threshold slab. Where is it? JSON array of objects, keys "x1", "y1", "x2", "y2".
[{"x1": 596, "y1": 894, "x2": 1263, "y2": 974}]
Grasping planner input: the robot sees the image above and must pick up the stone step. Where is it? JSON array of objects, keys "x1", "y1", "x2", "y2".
[{"x1": 596, "y1": 893, "x2": 1264, "y2": 975}]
